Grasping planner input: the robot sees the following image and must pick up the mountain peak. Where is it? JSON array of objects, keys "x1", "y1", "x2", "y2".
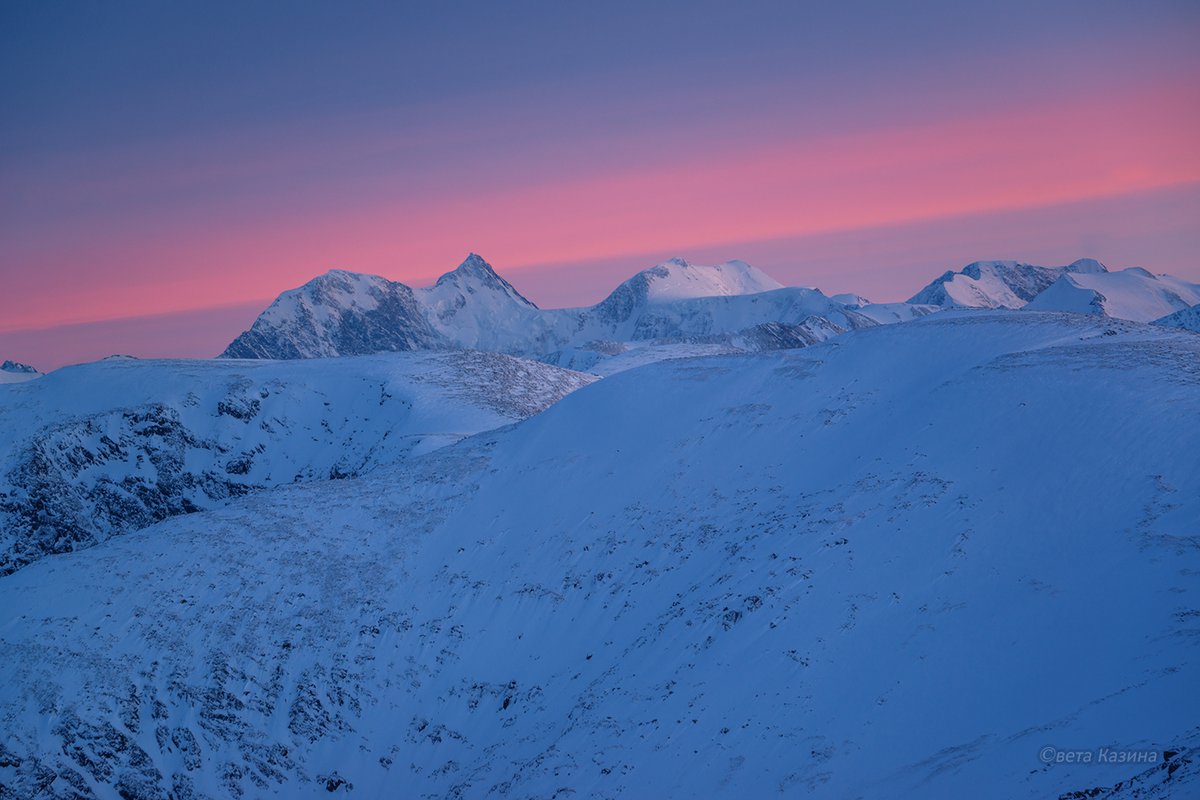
[
  {"x1": 631, "y1": 258, "x2": 784, "y2": 303},
  {"x1": 1066, "y1": 258, "x2": 1108, "y2": 274},
  {"x1": 457, "y1": 252, "x2": 495, "y2": 273},
  {"x1": 438, "y1": 253, "x2": 504, "y2": 284},
  {"x1": 432, "y1": 253, "x2": 536, "y2": 308}
]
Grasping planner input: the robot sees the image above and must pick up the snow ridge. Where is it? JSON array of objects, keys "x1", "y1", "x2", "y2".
[
  {"x1": 1026, "y1": 269, "x2": 1200, "y2": 322},
  {"x1": 907, "y1": 258, "x2": 1108, "y2": 309}
]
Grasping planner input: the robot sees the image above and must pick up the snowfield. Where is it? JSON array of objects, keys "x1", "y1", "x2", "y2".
[
  {"x1": 1, "y1": 312, "x2": 1196, "y2": 799},
  {"x1": 0, "y1": 351, "x2": 593, "y2": 575}
]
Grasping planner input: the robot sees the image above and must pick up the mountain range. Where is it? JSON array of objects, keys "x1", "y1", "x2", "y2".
[
  {"x1": 218, "y1": 255, "x2": 1199, "y2": 374},
  {"x1": 220, "y1": 255, "x2": 933, "y2": 372},
  {"x1": 907, "y1": 258, "x2": 1200, "y2": 321}
]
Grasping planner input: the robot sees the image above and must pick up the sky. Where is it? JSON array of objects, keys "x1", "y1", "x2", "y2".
[{"x1": 2, "y1": 0, "x2": 1199, "y2": 370}]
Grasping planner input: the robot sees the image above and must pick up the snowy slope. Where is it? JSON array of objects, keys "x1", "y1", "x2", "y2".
[
  {"x1": 1025, "y1": 268, "x2": 1200, "y2": 322},
  {"x1": 220, "y1": 255, "x2": 929, "y2": 370},
  {"x1": 1, "y1": 312, "x2": 1195, "y2": 799},
  {"x1": 908, "y1": 258, "x2": 1107, "y2": 309},
  {"x1": 907, "y1": 258, "x2": 1200, "y2": 324},
  {"x1": 0, "y1": 351, "x2": 593, "y2": 575},
  {"x1": 1153, "y1": 303, "x2": 1200, "y2": 332}
]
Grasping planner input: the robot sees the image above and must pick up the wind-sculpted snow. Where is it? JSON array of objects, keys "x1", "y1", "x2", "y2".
[
  {"x1": 1, "y1": 313, "x2": 1196, "y2": 797},
  {"x1": 0, "y1": 352, "x2": 593, "y2": 576}
]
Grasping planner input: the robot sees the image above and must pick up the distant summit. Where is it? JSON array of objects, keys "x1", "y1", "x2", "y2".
[
  {"x1": 221, "y1": 253, "x2": 1199, "y2": 371},
  {"x1": 1025, "y1": 268, "x2": 1200, "y2": 322},
  {"x1": 612, "y1": 257, "x2": 783, "y2": 304},
  {"x1": 0, "y1": 360, "x2": 41, "y2": 384},
  {"x1": 907, "y1": 259, "x2": 1109, "y2": 309},
  {"x1": 1, "y1": 360, "x2": 38, "y2": 374},
  {"x1": 221, "y1": 268, "x2": 441, "y2": 359},
  {"x1": 906, "y1": 257, "x2": 1200, "y2": 322}
]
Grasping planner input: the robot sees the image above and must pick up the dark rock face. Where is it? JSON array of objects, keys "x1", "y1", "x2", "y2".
[
  {"x1": 221, "y1": 272, "x2": 443, "y2": 360},
  {"x1": 0, "y1": 405, "x2": 252, "y2": 576},
  {"x1": 0, "y1": 352, "x2": 595, "y2": 576},
  {"x1": 590, "y1": 267, "x2": 663, "y2": 327}
]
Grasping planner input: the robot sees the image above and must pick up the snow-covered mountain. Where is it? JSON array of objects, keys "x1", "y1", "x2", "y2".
[
  {"x1": 907, "y1": 258, "x2": 1108, "y2": 309},
  {"x1": 1153, "y1": 302, "x2": 1200, "y2": 332},
  {"x1": 1024, "y1": 268, "x2": 1200, "y2": 322},
  {"x1": 0, "y1": 360, "x2": 40, "y2": 384},
  {"x1": 908, "y1": 258, "x2": 1200, "y2": 324},
  {"x1": 418, "y1": 253, "x2": 543, "y2": 351},
  {"x1": 0, "y1": 351, "x2": 593, "y2": 575},
  {"x1": 221, "y1": 255, "x2": 930, "y2": 370},
  {"x1": 220, "y1": 269, "x2": 443, "y2": 359},
  {"x1": 1, "y1": 312, "x2": 1195, "y2": 799},
  {"x1": 597, "y1": 256, "x2": 783, "y2": 304}
]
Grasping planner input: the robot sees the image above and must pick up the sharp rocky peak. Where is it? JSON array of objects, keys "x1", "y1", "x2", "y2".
[{"x1": 440, "y1": 253, "x2": 501, "y2": 282}]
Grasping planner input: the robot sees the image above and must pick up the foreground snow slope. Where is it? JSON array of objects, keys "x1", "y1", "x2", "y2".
[
  {"x1": 0, "y1": 351, "x2": 593, "y2": 575},
  {"x1": 1, "y1": 313, "x2": 1197, "y2": 799}
]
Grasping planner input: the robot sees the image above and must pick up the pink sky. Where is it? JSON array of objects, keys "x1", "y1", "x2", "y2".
[{"x1": 2, "y1": 3, "x2": 1198, "y2": 370}]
